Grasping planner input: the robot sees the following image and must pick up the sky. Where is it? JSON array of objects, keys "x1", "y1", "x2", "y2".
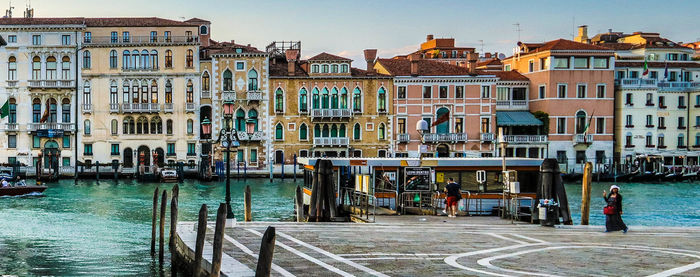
[{"x1": 13, "y1": 0, "x2": 700, "y2": 67}]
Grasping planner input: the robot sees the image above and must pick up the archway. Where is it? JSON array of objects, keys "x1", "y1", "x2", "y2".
[
  {"x1": 437, "y1": 144, "x2": 450, "y2": 158},
  {"x1": 137, "y1": 145, "x2": 151, "y2": 166},
  {"x1": 275, "y1": 150, "x2": 284, "y2": 164},
  {"x1": 124, "y1": 148, "x2": 133, "y2": 167},
  {"x1": 44, "y1": 140, "x2": 59, "y2": 168},
  {"x1": 436, "y1": 107, "x2": 450, "y2": 134},
  {"x1": 155, "y1": 147, "x2": 165, "y2": 166}
]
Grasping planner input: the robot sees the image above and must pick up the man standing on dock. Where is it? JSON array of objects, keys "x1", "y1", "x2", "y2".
[{"x1": 445, "y1": 178, "x2": 461, "y2": 218}]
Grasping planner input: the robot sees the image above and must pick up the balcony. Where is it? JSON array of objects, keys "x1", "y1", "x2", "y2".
[
  {"x1": 28, "y1": 79, "x2": 74, "y2": 89},
  {"x1": 28, "y1": 122, "x2": 75, "y2": 132},
  {"x1": 503, "y1": 135, "x2": 547, "y2": 144},
  {"x1": 313, "y1": 137, "x2": 350, "y2": 147},
  {"x1": 83, "y1": 35, "x2": 199, "y2": 46},
  {"x1": 121, "y1": 103, "x2": 161, "y2": 113},
  {"x1": 397, "y1": 133, "x2": 410, "y2": 143},
  {"x1": 617, "y1": 78, "x2": 657, "y2": 89},
  {"x1": 82, "y1": 104, "x2": 92, "y2": 113},
  {"x1": 617, "y1": 79, "x2": 700, "y2": 92},
  {"x1": 423, "y1": 133, "x2": 468, "y2": 143},
  {"x1": 6, "y1": 80, "x2": 18, "y2": 88},
  {"x1": 246, "y1": 91, "x2": 263, "y2": 101},
  {"x1": 185, "y1": 103, "x2": 196, "y2": 112},
  {"x1": 121, "y1": 66, "x2": 159, "y2": 72},
  {"x1": 658, "y1": 81, "x2": 700, "y2": 92},
  {"x1": 496, "y1": 100, "x2": 528, "y2": 110},
  {"x1": 163, "y1": 103, "x2": 174, "y2": 112},
  {"x1": 311, "y1": 109, "x2": 352, "y2": 120},
  {"x1": 480, "y1": 132, "x2": 495, "y2": 143},
  {"x1": 237, "y1": 131, "x2": 264, "y2": 141},
  {"x1": 573, "y1": 134, "x2": 594, "y2": 144},
  {"x1": 109, "y1": 103, "x2": 120, "y2": 113},
  {"x1": 222, "y1": 91, "x2": 236, "y2": 102},
  {"x1": 201, "y1": 91, "x2": 211, "y2": 99},
  {"x1": 5, "y1": 123, "x2": 18, "y2": 131}
]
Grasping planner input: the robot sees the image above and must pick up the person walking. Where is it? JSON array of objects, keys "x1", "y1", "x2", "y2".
[
  {"x1": 444, "y1": 177, "x2": 461, "y2": 218},
  {"x1": 603, "y1": 185, "x2": 628, "y2": 233}
]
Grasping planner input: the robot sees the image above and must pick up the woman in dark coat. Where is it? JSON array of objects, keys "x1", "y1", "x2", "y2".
[{"x1": 603, "y1": 185, "x2": 628, "y2": 233}]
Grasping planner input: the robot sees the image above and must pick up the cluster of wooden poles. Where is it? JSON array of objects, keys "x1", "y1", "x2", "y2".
[
  {"x1": 294, "y1": 159, "x2": 337, "y2": 222},
  {"x1": 150, "y1": 184, "x2": 277, "y2": 276}
]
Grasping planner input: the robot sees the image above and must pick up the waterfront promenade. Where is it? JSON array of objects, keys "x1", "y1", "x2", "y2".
[{"x1": 177, "y1": 216, "x2": 700, "y2": 276}]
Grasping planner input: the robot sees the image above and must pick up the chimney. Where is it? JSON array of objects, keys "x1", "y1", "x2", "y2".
[
  {"x1": 575, "y1": 25, "x2": 589, "y2": 43},
  {"x1": 363, "y1": 49, "x2": 377, "y2": 73},
  {"x1": 408, "y1": 53, "x2": 421, "y2": 76},
  {"x1": 426, "y1": 34, "x2": 434, "y2": 41},
  {"x1": 466, "y1": 52, "x2": 478, "y2": 74},
  {"x1": 608, "y1": 28, "x2": 613, "y2": 33},
  {"x1": 230, "y1": 40, "x2": 235, "y2": 45},
  {"x1": 485, "y1": 52, "x2": 492, "y2": 59},
  {"x1": 285, "y1": 49, "x2": 299, "y2": 76}
]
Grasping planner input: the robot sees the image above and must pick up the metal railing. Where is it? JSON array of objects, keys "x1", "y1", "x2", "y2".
[
  {"x1": 313, "y1": 137, "x2": 350, "y2": 146},
  {"x1": 311, "y1": 108, "x2": 352, "y2": 119},
  {"x1": 496, "y1": 100, "x2": 528, "y2": 110},
  {"x1": 397, "y1": 133, "x2": 410, "y2": 143},
  {"x1": 480, "y1": 132, "x2": 495, "y2": 142},
  {"x1": 502, "y1": 135, "x2": 547, "y2": 143},
  {"x1": 83, "y1": 35, "x2": 198, "y2": 45},
  {"x1": 28, "y1": 122, "x2": 75, "y2": 132},
  {"x1": 574, "y1": 134, "x2": 594, "y2": 144},
  {"x1": 423, "y1": 133, "x2": 468, "y2": 143},
  {"x1": 28, "y1": 79, "x2": 74, "y2": 89}
]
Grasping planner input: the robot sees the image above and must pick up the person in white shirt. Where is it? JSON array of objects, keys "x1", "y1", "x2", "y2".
[{"x1": 1, "y1": 179, "x2": 8, "y2": 187}]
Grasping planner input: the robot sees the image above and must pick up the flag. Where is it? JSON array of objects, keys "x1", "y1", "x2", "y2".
[
  {"x1": 0, "y1": 99, "x2": 8, "y2": 119},
  {"x1": 642, "y1": 57, "x2": 649, "y2": 77},
  {"x1": 663, "y1": 63, "x2": 669, "y2": 81},
  {"x1": 582, "y1": 110, "x2": 596, "y2": 134},
  {"x1": 432, "y1": 110, "x2": 450, "y2": 127},
  {"x1": 39, "y1": 101, "x2": 49, "y2": 123}
]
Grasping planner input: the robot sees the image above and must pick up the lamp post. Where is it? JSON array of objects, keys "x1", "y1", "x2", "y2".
[
  {"x1": 201, "y1": 118, "x2": 212, "y2": 179},
  {"x1": 213, "y1": 100, "x2": 239, "y2": 219},
  {"x1": 416, "y1": 119, "x2": 429, "y2": 162}
]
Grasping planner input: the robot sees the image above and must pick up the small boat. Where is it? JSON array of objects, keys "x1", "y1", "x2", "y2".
[
  {"x1": 679, "y1": 171, "x2": 698, "y2": 182},
  {"x1": 0, "y1": 185, "x2": 47, "y2": 196},
  {"x1": 629, "y1": 171, "x2": 656, "y2": 182},
  {"x1": 160, "y1": 169, "x2": 178, "y2": 183},
  {"x1": 561, "y1": 172, "x2": 582, "y2": 182},
  {"x1": 597, "y1": 172, "x2": 634, "y2": 182},
  {"x1": 0, "y1": 169, "x2": 14, "y2": 180},
  {"x1": 663, "y1": 172, "x2": 682, "y2": 182}
]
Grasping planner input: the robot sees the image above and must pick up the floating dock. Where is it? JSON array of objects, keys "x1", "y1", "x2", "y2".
[{"x1": 173, "y1": 216, "x2": 700, "y2": 276}]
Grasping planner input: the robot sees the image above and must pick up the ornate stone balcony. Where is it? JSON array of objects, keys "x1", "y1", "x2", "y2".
[
  {"x1": 313, "y1": 137, "x2": 350, "y2": 147},
  {"x1": 423, "y1": 133, "x2": 467, "y2": 143}
]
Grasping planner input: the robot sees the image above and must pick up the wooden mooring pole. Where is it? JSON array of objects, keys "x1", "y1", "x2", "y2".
[
  {"x1": 193, "y1": 204, "x2": 207, "y2": 277},
  {"x1": 295, "y1": 185, "x2": 304, "y2": 222},
  {"x1": 255, "y1": 226, "x2": 276, "y2": 277},
  {"x1": 172, "y1": 183, "x2": 180, "y2": 200},
  {"x1": 159, "y1": 190, "x2": 167, "y2": 265},
  {"x1": 244, "y1": 185, "x2": 252, "y2": 222},
  {"x1": 169, "y1": 196, "x2": 178, "y2": 248},
  {"x1": 151, "y1": 187, "x2": 159, "y2": 256},
  {"x1": 211, "y1": 203, "x2": 227, "y2": 277},
  {"x1": 581, "y1": 162, "x2": 593, "y2": 225}
]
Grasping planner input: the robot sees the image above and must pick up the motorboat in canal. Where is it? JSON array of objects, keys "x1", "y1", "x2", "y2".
[
  {"x1": 160, "y1": 169, "x2": 179, "y2": 183},
  {"x1": 0, "y1": 185, "x2": 47, "y2": 196}
]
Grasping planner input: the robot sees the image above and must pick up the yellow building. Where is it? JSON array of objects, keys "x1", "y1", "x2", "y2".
[
  {"x1": 80, "y1": 18, "x2": 201, "y2": 171},
  {"x1": 267, "y1": 44, "x2": 393, "y2": 162}
]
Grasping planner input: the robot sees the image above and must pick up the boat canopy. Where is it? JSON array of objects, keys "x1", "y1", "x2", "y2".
[{"x1": 297, "y1": 157, "x2": 543, "y2": 168}]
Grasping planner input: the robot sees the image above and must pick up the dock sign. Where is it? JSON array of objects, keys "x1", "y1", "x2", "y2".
[{"x1": 404, "y1": 167, "x2": 431, "y2": 191}]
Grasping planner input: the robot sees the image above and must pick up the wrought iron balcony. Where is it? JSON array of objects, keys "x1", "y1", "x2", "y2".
[
  {"x1": 502, "y1": 135, "x2": 547, "y2": 144},
  {"x1": 397, "y1": 133, "x2": 410, "y2": 143},
  {"x1": 311, "y1": 108, "x2": 352, "y2": 120},
  {"x1": 313, "y1": 137, "x2": 350, "y2": 147},
  {"x1": 28, "y1": 122, "x2": 75, "y2": 132},
  {"x1": 28, "y1": 79, "x2": 74, "y2": 89},
  {"x1": 83, "y1": 35, "x2": 199, "y2": 46},
  {"x1": 573, "y1": 134, "x2": 594, "y2": 144},
  {"x1": 423, "y1": 133, "x2": 467, "y2": 143},
  {"x1": 121, "y1": 103, "x2": 161, "y2": 113},
  {"x1": 480, "y1": 132, "x2": 495, "y2": 142}
]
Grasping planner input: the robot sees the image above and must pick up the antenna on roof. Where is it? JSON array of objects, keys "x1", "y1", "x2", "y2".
[
  {"x1": 23, "y1": 0, "x2": 33, "y2": 18},
  {"x1": 478, "y1": 40, "x2": 484, "y2": 57},
  {"x1": 513, "y1": 23, "x2": 522, "y2": 42},
  {"x1": 5, "y1": 0, "x2": 14, "y2": 18}
]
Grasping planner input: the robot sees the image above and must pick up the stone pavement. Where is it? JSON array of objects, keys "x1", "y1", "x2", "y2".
[{"x1": 179, "y1": 216, "x2": 700, "y2": 276}]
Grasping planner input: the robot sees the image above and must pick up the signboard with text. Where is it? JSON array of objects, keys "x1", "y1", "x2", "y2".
[
  {"x1": 404, "y1": 167, "x2": 431, "y2": 191},
  {"x1": 36, "y1": 129, "x2": 64, "y2": 138}
]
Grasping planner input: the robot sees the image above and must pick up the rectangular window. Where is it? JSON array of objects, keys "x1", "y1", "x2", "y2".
[
  {"x1": 696, "y1": 116, "x2": 700, "y2": 127},
  {"x1": 646, "y1": 115, "x2": 653, "y2": 126},
  {"x1": 659, "y1": 117, "x2": 665, "y2": 128},
  {"x1": 504, "y1": 64, "x2": 511, "y2": 71},
  {"x1": 629, "y1": 71, "x2": 639, "y2": 79},
  {"x1": 62, "y1": 136, "x2": 70, "y2": 148},
  {"x1": 8, "y1": 157, "x2": 17, "y2": 165},
  {"x1": 455, "y1": 86, "x2": 464, "y2": 98},
  {"x1": 150, "y1": 31, "x2": 157, "y2": 42},
  {"x1": 596, "y1": 118, "x2": 605, "y2": 134},
  {"x1": 481, "y1": 86, "x2": 490, "y2": 98},
  {"x1": 397, "y1": 86, "x2": 406, "y2": 99},
  {"x1": 422, "y1": 86, "x2": 432, "y2": 98},
  {"x1": 398, "y1": 118, "x2": 406, "y2": 134},
  {"x1": 596, "y1": 85, "x2": 605, "y2": 98},
  {"x1": 61, "y1": 35, "x2": 71, "y2": 45},
  {"x1": 650, "y1": 71, "x2": 658, "y2": 79},
  {"x1": 538, "y1": 85, "x2": 545, "y2": 99},
  {"x1": 111, "y1": 31, "x2": 118, "y2": 43},
  {"x1": 553, "y1": 57, "x2": 569, "y2": 69},
  {"x1": 164, "y1": 31, "x2": 171, "y2": 42},
  {"x1": 625, "y1": 115, "x2": 633, "y2": 127},
  {"x1": 679, "y1": 117, "x2": 686, "y2": 129},
  {"x1": 573, "y1": 57, "x2": 589, "y2": 68},
  {"x1": 576, "y1": 151, "x2": 587, "y2": 164},
  {"x1": 556, "y1": 151, "x2": 567, "y2": 164},
  {"x1": 63, "y1": 157, "x2": 70, "y2": 166},
  {"x1": 576, "y1": 84, "x2": 586, "y2": 98},
  {"x1": 33, "y1": 136, "x2": 40, "y2": 148},
  {"x1": 439, "y1": 86, "x2": 448, "y2": 98},
  {"x1": 595, "y1": 151, "x2": 605, "y2": 164},
  {"x1": 455, "y1": 118, "x2": 464, "y2": 133},
  {"x1": 83, "y1": 32, "x2": 91, "y2": 43},
  {"x1": 539, "y1": 57, "x2": 547, "y2": 70},
  {"x1": 423, "y1": 118, "x2": 432, "y2": 133},
  {"x1": 557, "y1": 84, "x2": 567, "y2": 98},
  {"x1": 659, "y1": 96, "x2": 666, "y2": 108},
  {"x1": 625, "y1": 93, "x2": 633, "y2": 105},
  {"x1": 32, "y1": 35, "x2": 41, "y2": 45},
  {"x1": 110, "y1": 144, "x2": 120, "y2": 155},
  {"x1": 679, "y1": 96, "x2": 686, "y2": 108},
  {"x1": 187, "y1": 143, "x2": 196, "y2": 156},
  {"x1": 557, "y1": 118, "x2": 566, "y2": 134},
  {"x1": 250, "y1": 149, "x2": 257, "y2": 162},
  {"x1": 84, "y1": 144, "x2": 93, "y2": 155},
  {"x1": 8, "y1": 135, "x2": 16, "y2": 148},
  {"x1": 528, "y1": 60, "x2": 534, "y2": 72},
  {"x1": 616, "y1": 71, "x2": 625, "y2": 79},
  {"x1": 167, "y1": 143, "x2": 176, "y2": 155},
  {"x1": 658, "y1": 136, "x2": 665, "y2": 147},
  {"x1": 480, "y1": 118, "x2": 490, "y2": 133},
  {"x1": 7, "y1": 35, "x2": 16, "y2": 43},
  {"x1": 593, "y1": 57, "x2": 608, "y2": 69},
  {"x1": 236, "y1": 61, "x2": 245, "y2": 71},
  {"x1": 122, "y1": 32, "x2": 130, "y2": 42}
]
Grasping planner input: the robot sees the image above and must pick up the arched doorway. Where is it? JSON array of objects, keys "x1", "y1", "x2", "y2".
[
  {"x1": 44, "y1": 140, "x2": 59, "y2": 167},
  {"x1": 437, "y1": 144, "x2": 450, "y2": 158},
  {"x1": 275, "y1": 150, "x2": 284, "y2": 164},
  {"x1": 436, "y1": 107, "x2": 450, "y2": 134},
  {"x1": 124, "y1": 148, "x2": 133, "y2": 167},
  {"x1": 155, "y1": 147, "x2": 165, "y2": 166},
  {"x1": 137, "y1": 145, "x2": 151, "y2": 166}
]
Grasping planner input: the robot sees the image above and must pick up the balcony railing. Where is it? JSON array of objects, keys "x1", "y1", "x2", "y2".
[
  {"x1": 617, "y1": 78, "x2": 657, "y2": 88},
  {"x1": 496, "y1": 100, "x2": 528, "y2": 110},
  {"x1": 121, "y1": 103, "x2": 160, "y2": 113},
  {"x1": 311, "y1": 109, "x2": 352, "y2": 120},
  {"x1": 502, "y1": 135, "x2": 548, "y2": 144},
  {"x1": 6, "y1": 80, "x2": 18, "y2": 88},
  {"x1": 28, "y1": 122, "x2": 75, "y2": 132},
  {"x1": 313, "y1": 137, "x2": 350, "y2": 147},
  {"x1": 163, "y1": 103, "x2": 174, "y2": 112},
  {"x1": 222, "y1": 91, "x2": 236, "y2": 101},
  {"x1": 658, "y1": 81, "x2": 700, "y2": 92},
  {"x1": 238, "y1": 131, "x2": 264, "y2": 141},
  {"x1": 82, "y1": 104, "x2": 92, "y2": 113},
  {"x1": 28, "y1": 79, "x2": 74, "y2": 89},
  {"x1": 247, "y1": 91, "x2": 263, "y2": 101},
  {"x1": 480, "y1": 132, "x2": 495, "y2": 142},
  {"x1": 83, "y1": 35, "x2": 199, "y2": 46},
  {"x1": 121, "y1": 66, "x2": 159, "y2": 72},
  {"x1": 201, "y1": 91, "x2": 211, "y2": 99},
  {"x1": 423, "y1": 133, "x2": 468, "y2": 143},
  {"x1": 397, "y1": 133, "x2": 410, "y2": 143},
  {"x1": 185, "y1": 103, "x2": 195, "y2": 112},
  {"x1": 5, "y1": 123, "x2": 18, "y2": 131},
  {"x1": 109, "y1": 103, "x2": 120, "y2": 113},
  {"x1": 574, "y1": 134, "x2": 594, "y2": 144},
  {"x1": 617, "y1": 78, "x2": 700, "y2": 92}
]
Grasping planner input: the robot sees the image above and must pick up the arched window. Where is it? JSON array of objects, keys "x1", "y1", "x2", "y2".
[
  {"x1": 322, "y1": 124, "x2": 329, "y2": 137},
  {"x1": 166, "y1": 119, "x2": 173, "y2": 135},
  {"x1": 136, "y1": 116, "x2": 148, "y2": 134},
  {"x1": 314, "y1": 124, "x2": 321, "y2": 137},
  {"x1": 321, "y1": 64, "x2": 329, "y2": 73},
  {"x1": 299, "y1": 123, "x2": 308, "y2": 140},
  {"x1": 186, "y1": 49, "x2": 194, "y2": 68},
  {"x1": 340, "y1": 87, "x2": 348, "y2": 109},
  {"x1": 32, "y1": 98, "x2": 41, "y2": 123},
  {"x1": 61, "y1": 98, "x2": 70, "y2": 123},
  {"x1": 352, "y1": 87, "x2": 362, "y2": 112},
  {"x1": 123, "y1": 116, "x2": 135, "y2": 134},
  {"x1": 200, "y1": 25, "x2": 208, "y2": 35},
  {"x1": 83, "y1": 81, "x2": 91, "y2": 106},
  {"x1": 321, "y1": 88, "x2": 330, "y2": 109},
  {"x1": 165, "y1": 50, "x2": 173, "y2": 68},
  {"x1": 187, "y1": 119, "x2": 193, "y2": 134},
  {"x1": 235, "y1": 109, "x2": 245, "y2": 132},
  {"x1": 150, "y1": 80, "x2": 158, "y2": 103},
  {"x1": 32, "y1": 56, "x2": 41, "y2": 79},
  {"x1": 353, "y1": 123, "x2": 361, "y2": 140},
  {"x1": 186, "y1": 80, "x2": 194, "y2": 103},
  {"x1": 331, "y1": 124, "x2": 338, "y2": 137},
  {"x1": 275, "y1": 88, "x2": 284, "y2": 113},
  {"x1": 48, "y1": 98, "x2": 57, "y2": 123},
  {"x1": 123, "y1": 50, "x2": 130, "y2": 69},
  {"x1": 331, "y1": 64, "x2": 339, "y2": 73},
  {"x1": 378, "y1": 123, "x2": 386, "y2": 140},
  {"x1": 341, "y1": 64, "x2": 349, "y2": 73},
  {"x1": 248, "y1": 69, "x2": 258, "y2": 90},
  {"x1": 312, "y1": 88, "x2": 320, "y2": 109},
  {"x1": 111, "y1": 119, "x2": 118, "y2": 135},
  {"x1": 132, "y1": 81, "x2": 140, "y2": 103},
  {"x1": 109, "y1": 50, "x2": 118, "y2": 68},
  {"x1": 299, "y1": 88, "x2": 308, "y2": 112},
  {"x1": 132, "y1": 49, "x2": 139, "y2": 69},
  {"x1": 61, "y1": 56, "x2": 70, "y2": 79},
  {"x1": 223, "y1": 70, "x2": 232, "y2": 91},
  {"x1": 84, "y1": 119, "x2": 91, "y2": 135},
  {"x1": 339, "y1": 124, "x2": 346, "y2": 137},
  {"x1": 377, "y1": 87, "x2": 386, "y2": 112},
  {"x1": 436, "y1": 107, "x2": 450, "y2": 134},
  {"x1": 141, "y1": 50, "x2": 150, "y2": 69},
  {"x1": 151, "y1": 116, "x2": 162, "y2": 134},
  {"x1": 331, "y1": 88, "x2": 339, "y2": 109},
  {"x1": 7, "y1": 56, "x2": 16, "y2": 80},
  {"x1": 165, "y1": 80, "x2": 172, "y2": 103},
  {"x1": 46, "y1": 56, "x2": 57, "y2": 79},
  {"x1": 247, "y1": 109, "x2": 258, "y2": 131},
  {"x1": 150, "y1": 50, "x2": 158, "y2": 69},
  {"x1": 122, "y1": 80, "x2": 130, "y2": 104},
  {"x1": 141, "y1": 81, "x2": 148, "y2": 103},
  {"x1": 202, "y1": 71, "x2": 210, "y2": 92},
  {"x1": 82, "y1": 51, "x2": 91, "y2": 69},
  {"x1": 275, "y1": 123, "x2": 283, "y2": 140},
  {"x1": 8, "y1": 98, "x2": 16, "y2": 123},
  {"x1": 311, "y1": 64, "x2": 319, "y2": 73},
  {"x1": 575, "y1": 110, "x2": 587, "y2": 134}
]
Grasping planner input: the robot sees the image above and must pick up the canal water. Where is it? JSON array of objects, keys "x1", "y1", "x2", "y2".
[{"x1": 0, "y1": 179, "x2": 698, "y2": 276}]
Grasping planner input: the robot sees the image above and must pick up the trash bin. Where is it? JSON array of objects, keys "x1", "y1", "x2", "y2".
[{"x1": 538, "y1": 199, "x2": 559, "y2": 227}]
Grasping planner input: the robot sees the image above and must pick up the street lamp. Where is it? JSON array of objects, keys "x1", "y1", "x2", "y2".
[
  {"x1": 416, "y1": 119, "x2": 429, "y2": 160},
  {"x1": 214, "y1": 100, "x2": 240, "y2": 219}
]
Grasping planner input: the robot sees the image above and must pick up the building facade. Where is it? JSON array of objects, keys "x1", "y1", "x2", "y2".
[{"x1": 267, "y1": 46, "x2": 393, "y2": 161}]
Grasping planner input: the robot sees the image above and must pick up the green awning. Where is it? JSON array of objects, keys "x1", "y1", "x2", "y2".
[{"x1": 496, "y1": 111, "x2": 543, "y2": 126}]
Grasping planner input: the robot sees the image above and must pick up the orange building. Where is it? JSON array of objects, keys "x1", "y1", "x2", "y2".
[{"x1": 395, "y1": 34, "x2": 478, "y2": 69}]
